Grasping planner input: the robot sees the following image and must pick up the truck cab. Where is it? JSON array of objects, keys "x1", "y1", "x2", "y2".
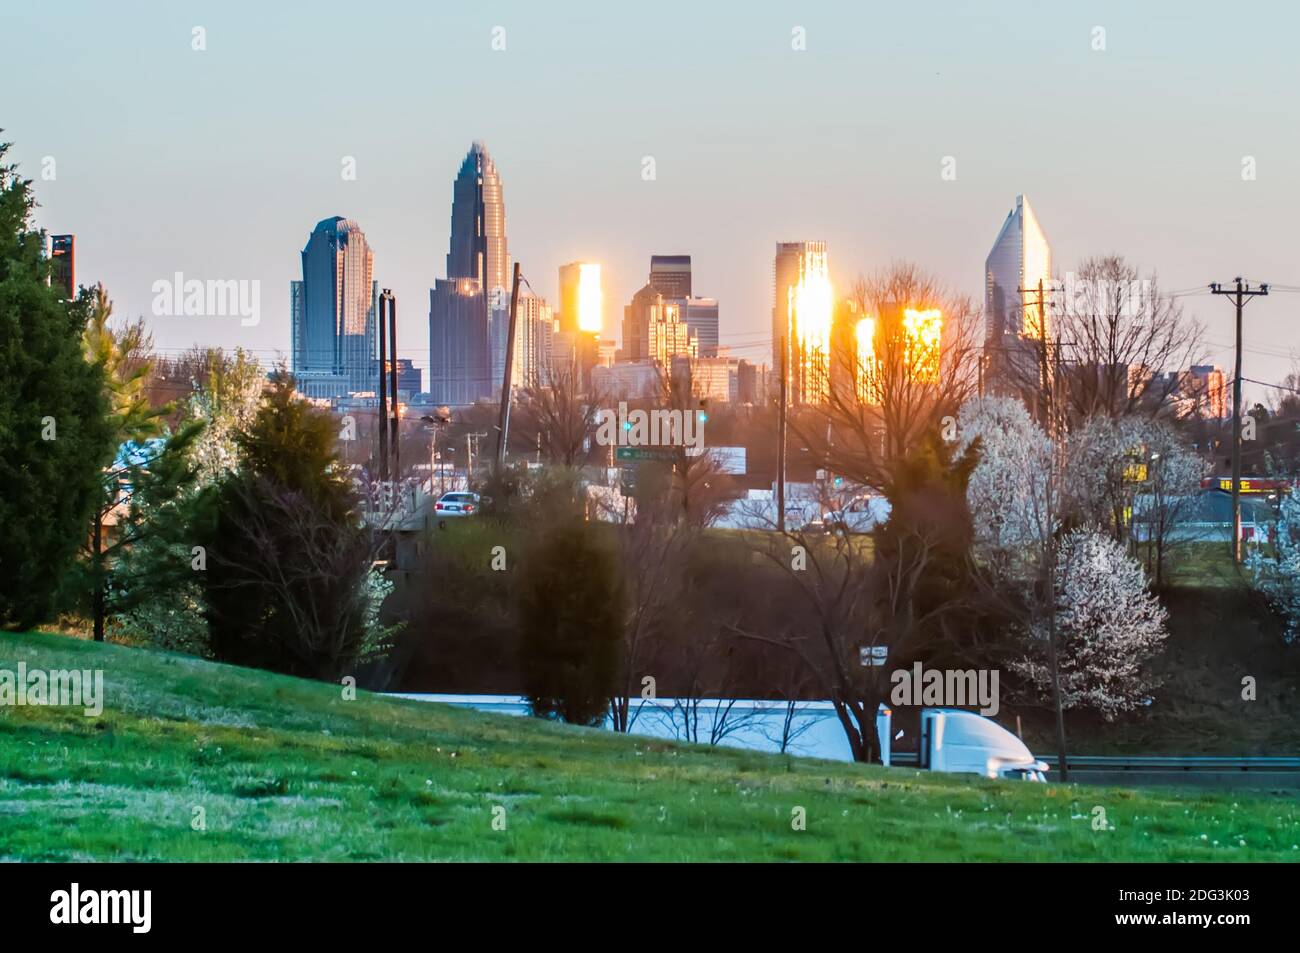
[{"x1": 918, "y1": 708, "x2": 1049, "y2": 782}]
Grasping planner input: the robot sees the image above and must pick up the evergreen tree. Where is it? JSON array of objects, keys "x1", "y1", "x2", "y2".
[
  {"x1": 199, "y1": 373, "x2": 383, "y2": 679},
  {"x1": 0, "y1": 139, "x2": 114, "y2": 629},
  {"x1": 517, "y1": 516, "x2": 625, "y2": 726}
]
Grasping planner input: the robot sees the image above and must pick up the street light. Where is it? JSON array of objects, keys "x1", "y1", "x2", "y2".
[{"x1": 420, "y1": 407, "x2": 452, "y2": 495}]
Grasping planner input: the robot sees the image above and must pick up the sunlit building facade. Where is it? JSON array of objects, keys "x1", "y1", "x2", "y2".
[
  {"x1": 430, "y1": 141, "x2": 512, "y2": 406},
  {"x1": 291, "y1": 217, "x2": 376, "y2": 398},
  {"x1": 649, "y1": 254, "x2": 692, "y2": 299},
  {"x1": 984, "y1": 195, "x2": 1052, "y2": 391},
  {"x1": 447, "y1": 141, "x2": 509, "y2": 298}
]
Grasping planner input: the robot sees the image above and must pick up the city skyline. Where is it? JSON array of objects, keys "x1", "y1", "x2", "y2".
[{"x1": 5, "y1": 0, "x2": 1298, "y2": 405}]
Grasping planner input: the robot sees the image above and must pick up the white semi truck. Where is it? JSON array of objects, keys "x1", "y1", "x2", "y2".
[{"x1": 879, "y1": 706, "x2": 1049, "y2": 781}]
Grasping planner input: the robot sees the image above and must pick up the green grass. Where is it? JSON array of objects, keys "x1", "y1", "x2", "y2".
[{"x1": 1, "y1": 631, "x2": 1298, "y2": 861}]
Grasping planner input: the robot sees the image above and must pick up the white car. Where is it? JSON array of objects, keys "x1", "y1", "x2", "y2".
[
  {"x1": 434, "y1": 491, "x2": 480, "y2": 517},
  {"x1": 823, "y1": 494, "x2": 890, "y2": 534}
]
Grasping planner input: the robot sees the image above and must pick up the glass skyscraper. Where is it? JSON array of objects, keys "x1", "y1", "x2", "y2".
[
  {"x1": 430, "y1": 142, "x2": 511, "y2": 406},
  {"x1": 446, "y1": 141, "x2": 509, "y2": 298},
  {"x1": 983, "y1": 194, "x2": 1052, "y2": 393},
  {"x1": 290, "y1": 216, "x2": 376, "y2": 398},
  {"x1": 985, "y1": 194, "x2": 1052, "y2": 343}
]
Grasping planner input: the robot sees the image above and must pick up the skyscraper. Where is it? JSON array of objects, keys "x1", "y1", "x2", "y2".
[
  {"x1": 649, "y1": 254, "x2": 692, "y2": 299},
  {"x1": 985, "y1": 194, "x2": 1052, "y2": 343},
  {"x1": 430, "y1": 141, "x2": 511, "y2": 406},
  {"x1": 773, "y1": 241, "x2": 831, "y2": 405},
  {"x1": 47, "y1": 234, "x2": 74, "y2": 300},
  {"x1": 680, "y1": 297, "x2": 719, "y2": 358},
  {"x1": 429, "y1": 278, "x2": 490, "y2": 406},
  {"x1": 291, "y1": 217, "x2": 376, "y2": 399},
  {"x1": 490, "y1": 287, "x2": 555, "y2": 391},
  {"x1": 557, "y1": 261, "x2": 603, "y2": 335},
  {"x1": 773, "y1": 241, "x2": 826, "y2": 373},
  {"x1": 446, "y1": 141, "x2": 509, "y2": 297}
]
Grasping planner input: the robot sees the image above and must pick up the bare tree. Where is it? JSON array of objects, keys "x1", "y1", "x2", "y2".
[
  {"x1": 728, "y1": 523, "x2": 887, "y2": 763},
  {"x1": 517, "y1": 355, "x2": 607, "y2": 468},
  {"x1": 1051, "y1": 256, "x2": 1204, "y2": 423},
  {"x1": 607, "y1": 512, "x2": 693, "y2": 733},
  {"x1": 796, "y1": 262, "x2": 981, "y2": 490}
]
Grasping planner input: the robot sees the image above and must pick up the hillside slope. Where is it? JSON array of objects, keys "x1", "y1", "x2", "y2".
[{"x1": 1, "y1": 632, "x2": 1297, "y2": 861}]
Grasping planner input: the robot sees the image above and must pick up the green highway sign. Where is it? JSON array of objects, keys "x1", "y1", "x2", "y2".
[{"x1": 615, "y1": 446, "x2": 676, "y2": 462}]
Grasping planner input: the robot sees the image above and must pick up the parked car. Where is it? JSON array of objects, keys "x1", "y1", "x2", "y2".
[
  {"x1": 822, "y1": 494, "x2": 890, "y2": 534},
  {"x1": 434, "y1": 491, "x2": 480, "y2": 517},
  {"x1": 917, "y1": 708, "x2": 1049, "y2": 781}
]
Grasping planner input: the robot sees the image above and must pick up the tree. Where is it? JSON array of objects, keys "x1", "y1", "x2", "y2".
[
  {"x1": 517, "y1": 514, "x2": 625, "y2": 726},
  {"x1": 1065, "y1": 414, "x2": 1151, "y2": 545},
  {"x1": 518, "y1": 355, "x2": 607, "y2": 468},
  {"x1": 806, "y1": 262, "x2": 982, "y2": 491},
  {"x1": 78, "y1": 285, "x2": 175, "y2": 641},
  {"x1": 957, "y1": 395, "x2": 1054, "y2": 574},
  {"x1": 608, "y1": 515, "x2": 691, "y2": 733},
  {"x1": 728, "y1": 433, "x2": 981, "y2": 763},
  {"x1": 1013, "y1": 529, "x2": 1168, "y2": 720},
  {"x1": 1246, "y1": 491, "x2": 1300, "y2": 645},
  {"x1": 199, "y1": 374, "x2": 386, "y2": 679},
  {"x1": 1051, "y1": 256, "x2": 1203, "y2": 423},
  {"x1": 0, "y1": 139, "x2": 114, "y2": 629},
  {"x1": 181, "y1": 347, "x2": 263, "y2": 482},
  {"x1": 1132, "y1": 421, "x2": 1206, "y2": 587}
]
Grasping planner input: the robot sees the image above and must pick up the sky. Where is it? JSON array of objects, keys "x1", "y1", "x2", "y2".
[{"x1": 5, "y1": 0, "x2": 1299, "y2": 402}]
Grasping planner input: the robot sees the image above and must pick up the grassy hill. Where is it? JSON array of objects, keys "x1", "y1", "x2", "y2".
[{"x1": 1, "y1": 631, "x2": 1297, "y2": 861}]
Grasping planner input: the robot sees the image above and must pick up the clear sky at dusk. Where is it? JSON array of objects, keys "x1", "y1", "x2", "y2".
[{"x1": 5, "y1": 0, "x2": 1298, "y2": 398}]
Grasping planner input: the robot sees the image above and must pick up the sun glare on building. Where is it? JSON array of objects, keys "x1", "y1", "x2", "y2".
[
  {"x1": 789, "y1": 249, "x2": 832, "y2": 402},
  {"x1": 577, "y1": 263, "x2": 603, "y2": 333},
  {"x1": 901, "y1": 307, "x2": 942, "y2": 383}
]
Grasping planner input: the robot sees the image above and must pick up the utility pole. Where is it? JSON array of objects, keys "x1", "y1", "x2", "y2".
[
  {"x1": 377, "y1": 289, "x2": 392, "y2": 483},
  {"x1": 494, "y1": 263, "x2": 523, "y2": 473},
  {"x1": 1018, "y1": 279, "x2": 1050, "y2": 426},
  {"x1": 1210, "y1": 278, "x2": 1269, "y2": 563},
  {"x1": 777, "y1": 334, "x2": 788, "y2": 533},
  {"x1": 1020, "y1": 278, "x2": 1069, "y2": 780},
  {"x1": 387, "y1": 291, "x2": 399, "y2": 483}
]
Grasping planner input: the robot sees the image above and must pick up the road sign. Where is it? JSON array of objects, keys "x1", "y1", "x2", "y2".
[
  {"x1": 859, "y1": 645, "x2": 888, "y2": 667},
  {"x1": 615, "y1": 446, "x2": 676, "y2": 462}
]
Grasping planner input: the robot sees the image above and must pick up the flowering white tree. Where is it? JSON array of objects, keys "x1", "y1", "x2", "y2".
[
  {"x1": 1132, "y1": 421, "x2": 1206, "y2": 586},
  {"x1": 1014, "y1": 529, "x2": 1168, "y2": 719},
  {"x1": 1246, "y1": 491, "x2": 1300, "y2": 644},
  {"x1": 1064, "y1": 415, "x2": 1151, "y2": 543},
  {"x1": 957, "y1": 396, "x2": 1055, "y2": 571},
  {"x1": 186, "y1": 348, "x2": 264, "y2": 484}
]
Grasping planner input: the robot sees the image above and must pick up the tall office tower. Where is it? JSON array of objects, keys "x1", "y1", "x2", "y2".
[
  {"x1": 647, "y1": 299, "x2": 699, "y2": 366},
  {"x1": 649, "y1": 254, "x2": 692, "y2": 299},
  {"x1": 291, "y1": 217, "x2": 376, "y2": 399},
  {"x1": 985, "y1": 193, "x2": 1052, "y2": 347},
  {"x1": 773, "y1": 241, "x2": 828, "y2": 386},
  {"x1": 679, "y1": 297, "x2": 719, "y2": 358},
  {"x1": 47, "y1": 234, "x2": 75, "y2": 299},
  {"x1": 429, "y1": 277, "x2": 489, "y2": 406},
  {"x1": 773, "y1": 241, "x2": 831, "y2": 405},
  {"x1": 430, "y1": 141, "x2": 512, "y2": 406},
  {"x1": 557, "y1": 261, "x2": 603, "y2": 335},
  {"x1": 622, "y1": 283, "x2": 660, "y2": 362},
  {"x1": 446, "y1": 141, "x2": 509, "y2": 298},
  {"x1": 489, "y1": 288, "x2": 555, "y2": 392},
  {"x1": 370, "y1": 358, "x2": 423, "y2": 400}
]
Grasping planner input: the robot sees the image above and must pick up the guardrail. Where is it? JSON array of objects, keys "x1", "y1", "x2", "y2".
[{"x1": 889, "y1": 753, "x2": 1300, "y2": 772}]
